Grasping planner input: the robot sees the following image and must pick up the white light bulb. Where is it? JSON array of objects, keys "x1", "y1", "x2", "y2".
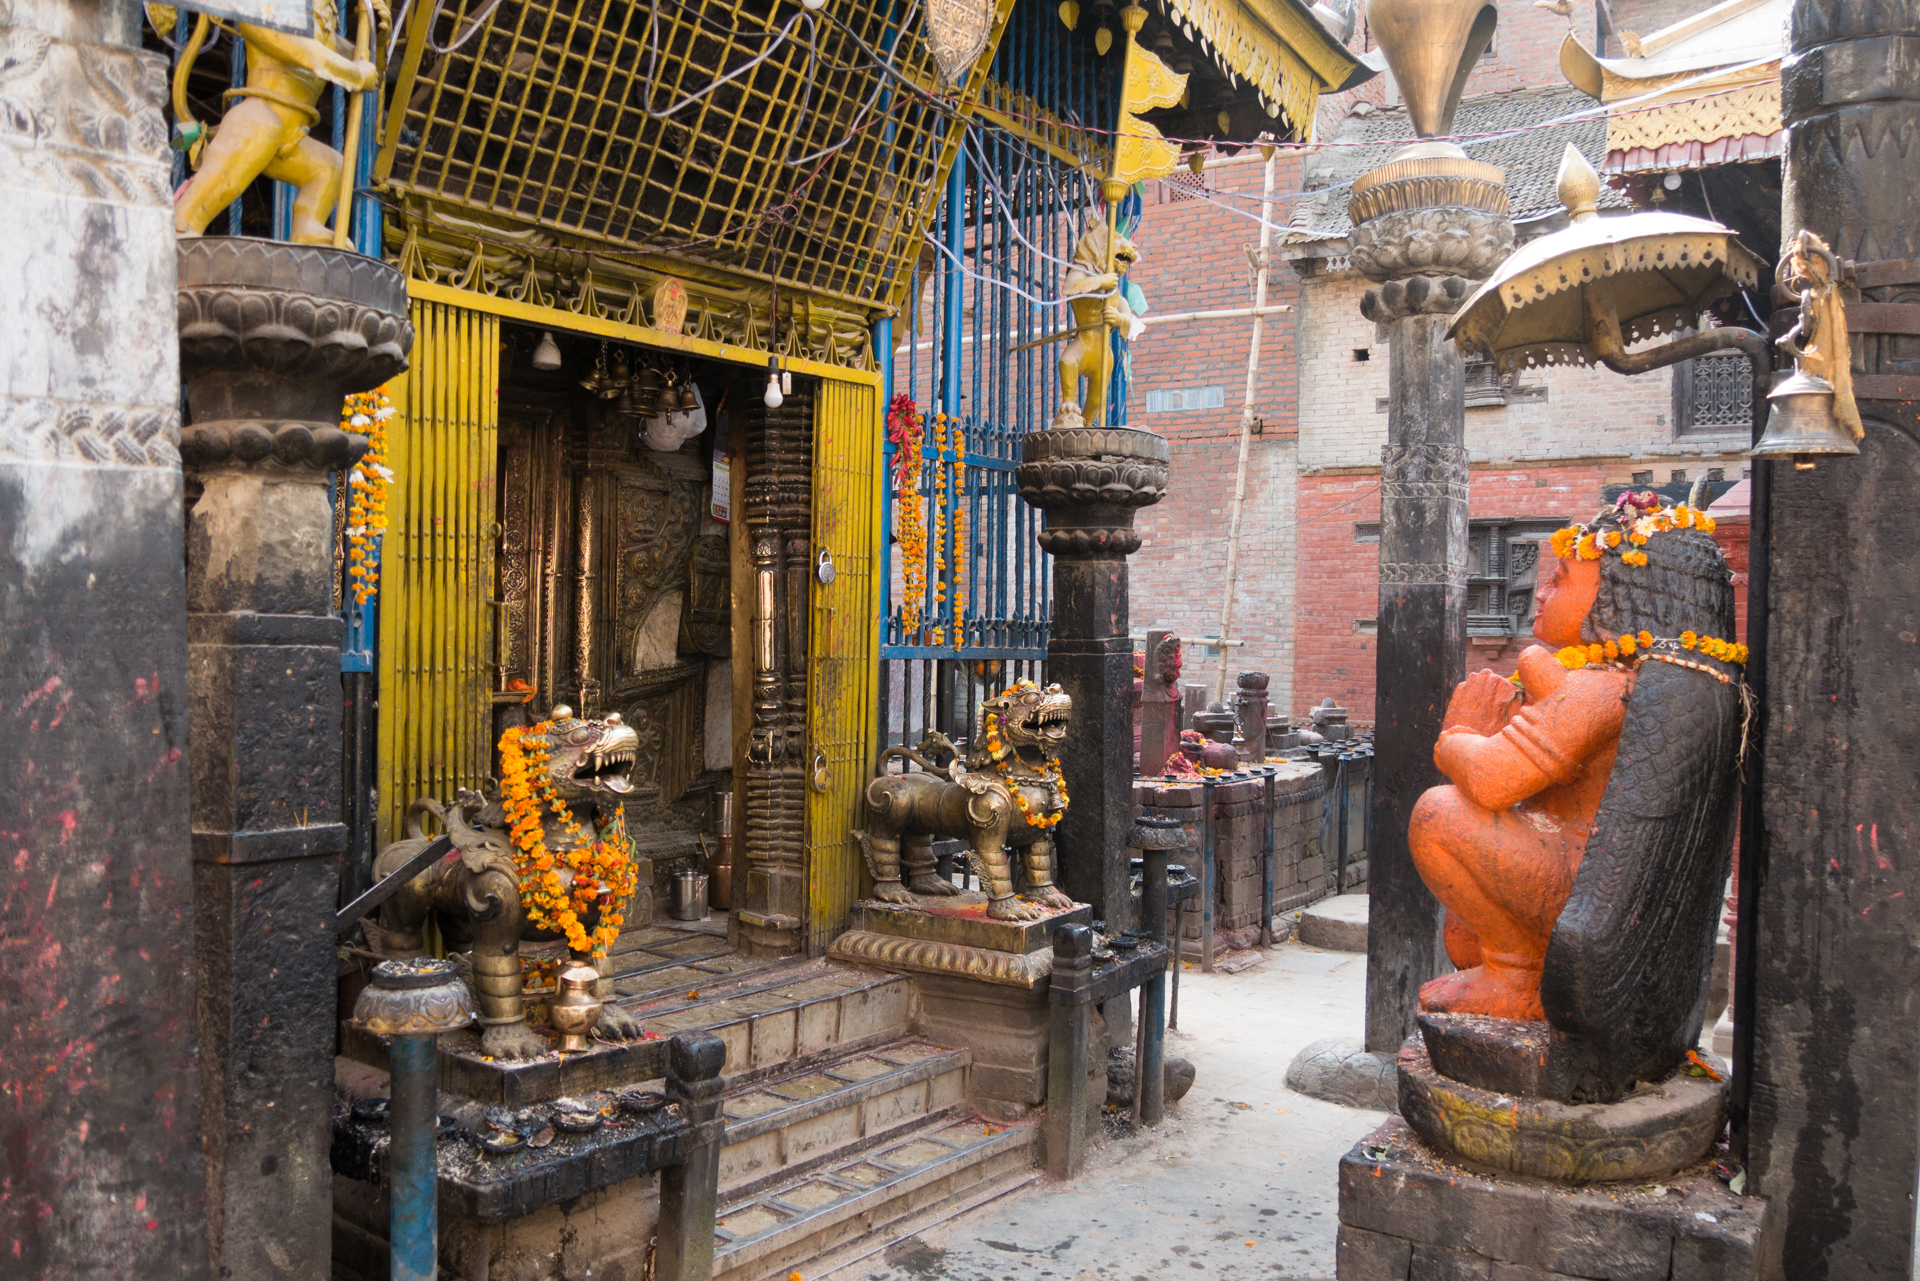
[{"x1": 764, "y1": 374, "x2": 784, "y2": 408}]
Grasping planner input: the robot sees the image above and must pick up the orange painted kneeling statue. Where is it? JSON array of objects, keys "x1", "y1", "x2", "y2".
[{"x1": 1409, "y1": 494, "x2": 1745, "y2": 1090}]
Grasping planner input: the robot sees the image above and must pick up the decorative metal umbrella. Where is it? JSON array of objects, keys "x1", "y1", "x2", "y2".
[{"x1": 1449, "y1": 143, "x2": 1766, "y2": 377}]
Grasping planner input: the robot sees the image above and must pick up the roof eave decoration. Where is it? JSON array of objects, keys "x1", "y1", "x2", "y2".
[
  {"x1": 1450, "y1": 144, "x2": 1764, "y2": 373},
  {"x1": 1161, "y1": 0, "x2": 1369, "y2": 138}
]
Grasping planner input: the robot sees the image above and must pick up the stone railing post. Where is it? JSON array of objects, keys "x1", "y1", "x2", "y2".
[
  {"x1": 657, "y1": 1030, "x2": 727, "y2": 1280},
  {"x1": 1045, "y1": 923, "x2": 1096, "y2": 1179}
]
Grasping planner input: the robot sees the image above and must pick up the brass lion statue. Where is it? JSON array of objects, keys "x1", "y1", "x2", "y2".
[
  {"x1": 364, "y1": 707, "x2": 647, "y2": 1060},
  {"x1": 857, "y1": 681, "x2": 1078, "y2": 923}
]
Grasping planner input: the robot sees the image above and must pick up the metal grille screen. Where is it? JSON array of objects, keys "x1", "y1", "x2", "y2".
[{"x1": 381, "y1": 0, "x2": 979, "y2": 306}]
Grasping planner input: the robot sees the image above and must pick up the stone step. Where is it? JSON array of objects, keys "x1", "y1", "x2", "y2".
[
  {"x1": 719, "y1": 1040, "x2": 971, "y2": 1201},
  {"x1": 713, "y1": 1116, "x2": 1041, "y2": 1281},
  {"x1": 1297, "y1": 892, "x2": 1369, "y2": 952},
  {"x1": 627, "y1": 959, "x2": 916, "y2": 1082}
]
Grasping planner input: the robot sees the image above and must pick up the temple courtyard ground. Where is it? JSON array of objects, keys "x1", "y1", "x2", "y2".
[{"x1": 809, "y1": 938, "x2": 1384, "y2": 1281}]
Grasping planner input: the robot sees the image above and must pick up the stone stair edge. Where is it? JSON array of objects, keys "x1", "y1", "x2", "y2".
[
  {"x1": 615, "y1": 958, "x2": 912, "y2": 1027},
  {"x1": 721, "y1": 1041, "x2": 972, "y2": 1145},
  {"x1": 712, "y1": 1119, "x2": 1042, "y2": 1273}
]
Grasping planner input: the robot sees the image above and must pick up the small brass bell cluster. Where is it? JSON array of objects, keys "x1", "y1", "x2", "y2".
[{"x1": 1751, "y1": 231, "x2": 1863, "y2": 471}]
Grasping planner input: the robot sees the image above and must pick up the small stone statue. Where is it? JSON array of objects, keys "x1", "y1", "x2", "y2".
[
  {"x1": 1052, "y1": 215, "x2": 1142, "y2": 430},
  {"x1": 1409, "y1": 494, "x2": 1741, "y2": 1096},
  {"x1": 857, "y1": 681, "x2": 1078, "y2": 922},
  {"x1": 171, "y1": 0, "x2": 383, "y2": 243}
]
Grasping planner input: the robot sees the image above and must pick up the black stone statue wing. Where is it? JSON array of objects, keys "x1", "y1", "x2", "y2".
[{"x1": 1540, "y1": 662, "x2": 1742, "y2": 1102}]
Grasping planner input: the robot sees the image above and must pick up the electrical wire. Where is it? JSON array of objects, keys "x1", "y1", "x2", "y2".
[{"x1": 922, "y1": 232, "x2": 1114, "y2": 307}]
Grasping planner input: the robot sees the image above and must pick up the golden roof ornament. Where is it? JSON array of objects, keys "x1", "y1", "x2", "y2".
[
  {"x1": 924, "y1": 0, "x2": 997, "y2": 87},
  {"x1": 1365, "y1": 0, "x2": 1498, "y2": 141}
]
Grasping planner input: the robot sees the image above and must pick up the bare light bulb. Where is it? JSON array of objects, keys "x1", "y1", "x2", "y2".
[
  {"x1": 531, "y1": 330, "x2": 562, "y2": 370},
  {"x1": 764, "y1": 373, "x2": 784, "y2": 408}
]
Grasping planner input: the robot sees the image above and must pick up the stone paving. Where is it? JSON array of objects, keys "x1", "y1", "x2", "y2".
[{"x1": 809, "y1": 939, "x2": 1386, "y2": 1281}]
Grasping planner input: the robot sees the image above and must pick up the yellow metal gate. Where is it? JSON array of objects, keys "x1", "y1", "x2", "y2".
[
  {"x1": 377, "y1": 301, "x2": 500, "y2": 844},
  {"x1": 805, "y1": 379, "x2": 883, "y2": 952}
]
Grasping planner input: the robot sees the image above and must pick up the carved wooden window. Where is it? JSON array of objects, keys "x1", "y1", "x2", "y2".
[
  {"x1": 1463, "y1": 356, "x2": 1510, "y2": 408},
  {"x1": 1674, "y1": 352, "x2": 1754, "y2": 436},
  {"x1": 1466, "y1": 519, "x2": 1565, "y2": 637}
]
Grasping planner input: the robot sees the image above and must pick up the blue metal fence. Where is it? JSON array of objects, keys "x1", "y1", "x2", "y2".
[{"x1": 876, "y1": 0, "x2": 1120, "y2": 748}]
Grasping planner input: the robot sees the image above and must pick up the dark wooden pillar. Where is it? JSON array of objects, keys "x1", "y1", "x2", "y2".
[
  {"x1": 1018, "y1": 426, "x2": 1169, "y2": 924},
  {"x1": 1744, "y1": 6, "x2": 1920, "y2": 1276},
  {"x1": 1351, "y1": 188, "x2": 1513, "y2": 1055}
]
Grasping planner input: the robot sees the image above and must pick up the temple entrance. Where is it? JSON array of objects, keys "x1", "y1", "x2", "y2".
[{"x1": 490, "y1": 322, "x2": 750, "y2": 984}]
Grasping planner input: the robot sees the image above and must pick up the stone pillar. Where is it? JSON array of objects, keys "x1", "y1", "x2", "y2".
[
  {"x1": 1017, "y1": 426, "x2": 1169, "y2": 924},
  {"x1": 1350, "y1": 161, "x2": 1512, "y2": 1056},
  {"x1": 178, "y1": 238, "x2": 410, "y2": 1281},
  {"x1": 1745, "y1": 6, "x2": 1920, "y2": 1277},
  {"x1": 0, "y1": 2, "x2": 210, "y2": 1272}
]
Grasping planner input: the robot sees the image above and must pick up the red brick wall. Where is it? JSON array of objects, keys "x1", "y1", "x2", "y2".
[
  {"x1": 1446, "y1": 3, "x2": 1593, "y2": 98},
  {"x1": 1127, "y1": 152, "x2": 1308, "y2": 709}
]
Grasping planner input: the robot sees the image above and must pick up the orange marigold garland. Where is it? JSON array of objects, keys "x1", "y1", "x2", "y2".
[
  {"x1": 1549, "y1": 490, "x2": 1717, "y2": 574},
  {"x1": 499, "y1": 723, "x2": 639, "y2": 958},
  {"x1": 981, "y1": 708, "x2": 1070, "y2": 829},
  {"x1": 1555, "y1": 631, "x2": 1748, "y2": 684},
  {"x1": 888, "y1": 395, "x2": 927, "y2": 638},
  {"x1": 929, "y1": 412, "x2": 950, "y2": 646},
  {"x1": 951, "y1": 415, "x2": 968, "y2": 651},
  {"x1": 343, "y1": 387, "x2": 396, "y2": 605}
]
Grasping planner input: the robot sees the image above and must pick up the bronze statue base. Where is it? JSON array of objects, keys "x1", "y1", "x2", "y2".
[
  {"x1": 1396, "y1": 1033, "x2": 1727, "y2": 1185},
  {"x1": 850, "y1": 892, "x2": 1090, "y2": 955}
]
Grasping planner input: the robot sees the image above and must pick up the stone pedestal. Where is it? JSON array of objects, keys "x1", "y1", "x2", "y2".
[
  {"x1": 1016, "y1": 427, "x2": 1168, "y2": 926},
  {"x1": 178, "y1": 238, "x2": 410, "y2": 1281},
  {"x1": 827, "y1": 895, "x2": 1100, "y2": 1116},
  {"x1": 0, "y1": 6, "x2": 211, "y2": 1272},
  {"x1": 1350, "y1": 157, "x2": 1513, "y2": 1056},
  {"x1": 1337, "y1": 1118, "x2": 1766, "y2": 1280}
]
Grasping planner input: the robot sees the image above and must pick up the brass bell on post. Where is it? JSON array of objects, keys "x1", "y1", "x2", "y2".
[{"x1": 1753, "y1": 370, "x2": 1861, "y2": 470}]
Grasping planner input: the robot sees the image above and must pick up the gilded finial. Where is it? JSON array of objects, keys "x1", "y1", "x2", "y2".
[{"x1": 1557, "y1": 144, "x2": 1600, "y2": 223}]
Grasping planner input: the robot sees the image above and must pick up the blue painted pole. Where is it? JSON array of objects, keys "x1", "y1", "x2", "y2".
[
  {"x1": 387, "y1": 1034, "x2": 439, "y2": 1280},
  {"x1": 227, "y1": 40, "x2": 246, "y2": 234},
  {"x1": 941, "y1": 155, "x2": 965, "y2": 419}
]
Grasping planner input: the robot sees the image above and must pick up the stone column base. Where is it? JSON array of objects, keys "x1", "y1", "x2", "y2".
[{"x1": 1337, "y1": 1118, "x2": 1767, "y2": 1281}]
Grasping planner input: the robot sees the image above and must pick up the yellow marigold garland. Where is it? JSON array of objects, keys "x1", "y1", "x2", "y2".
[
  {"x1": 888, "y1": 396, "x2": 926, "y2": 638},
  {"x1": 499, "y1": 723, "x2": 639, "y2": 958},
  {"x1": 1555, "y1": 630, "x2": 1749, "y2": 684},
  {"x1": 343, "y1": 387, "x2": 395, "y2": 606},
  {"x1": 949, "y1": 414, "x2": 968, "y2": 651},
  {"x1": 1549, "y1": 491, "x2": 1717, "y2": 574},
  {"x1": 929, "y1": 412, "x2": 950, "y2": 647}
]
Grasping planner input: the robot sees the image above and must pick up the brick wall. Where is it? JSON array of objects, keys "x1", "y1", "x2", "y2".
[
  {"x1": 1605, "y1": 0, "x2": 1707, "y2": 55},
  {"x1": 1126, "y1": 151, "x2": 1308, "y2": 711}
]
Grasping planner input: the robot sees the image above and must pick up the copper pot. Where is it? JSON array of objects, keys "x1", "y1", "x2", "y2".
[{"x1": 549, "y1": 961, "x2": 603, "y2": 1053}]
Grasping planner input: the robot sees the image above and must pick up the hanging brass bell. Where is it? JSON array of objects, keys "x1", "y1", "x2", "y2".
[
  {"x1": 1752, "y1": 370, "x2": 1861, "y2": 470},
  {"x1": 605, "y1": 350, "x2": 632, "y2": 399},
  {"x1": 675, "y1": 380, "x2": 700, "y2": 412}
]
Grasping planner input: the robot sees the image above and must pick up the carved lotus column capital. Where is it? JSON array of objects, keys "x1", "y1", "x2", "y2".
[
  {"x1": 1348, "y1": 153, "x2": 1515, "y2": 286},
  {"x1": 1015, "y1": 427, "x2": 1170, "y2": 560},
  {"x1": 176, "y1": 237, "x2": 413, "y2": 471}
]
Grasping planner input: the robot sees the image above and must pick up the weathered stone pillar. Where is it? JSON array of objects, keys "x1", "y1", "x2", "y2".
[
  {"x1": 1017, "y1": 426, "x2": 1169, "y2": 924},
  {"x1": 178, "y1": 238, "x2": 410, "y2": 1280},
  {"x1": 1350, "y1": 159, "x2": 1512, "y2": 1055},
  {"x1": 1745, "y1": 5, "x2": 1920, "y2": 1276},
  {"x1": 0, "y1": 1, "x2": 210, "y2": 1272}
]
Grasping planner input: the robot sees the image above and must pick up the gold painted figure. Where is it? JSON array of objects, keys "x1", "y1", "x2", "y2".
[
  {"x1": 1052, "y1": 215, "x2": 1140, "y2": 430},
  {"x1": 171, "y1": 0, "x2": 381, "y2": 244}
]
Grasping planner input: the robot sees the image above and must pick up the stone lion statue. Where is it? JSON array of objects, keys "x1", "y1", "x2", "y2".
[
  {"x1": 857, "y1": 681, "x2": 1079, "y2": 923},
  {"x1": 364, "y1": 707, "x2": 648, "y2": 1060},
  {"x1": 1053, "y1": 216, "x2": 1140, "y2": 431}
]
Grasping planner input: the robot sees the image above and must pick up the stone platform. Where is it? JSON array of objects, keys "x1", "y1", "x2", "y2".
[
  {"x1": 1337, "y1": 1118, "x2": 1767, "y2": 1281},
  {"x1": 1299, "y1": 893, "x2": 1369, "y2": 952},
  {"x1": 850, "y1": 892, "x2": 1090, "y2": 954}
]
